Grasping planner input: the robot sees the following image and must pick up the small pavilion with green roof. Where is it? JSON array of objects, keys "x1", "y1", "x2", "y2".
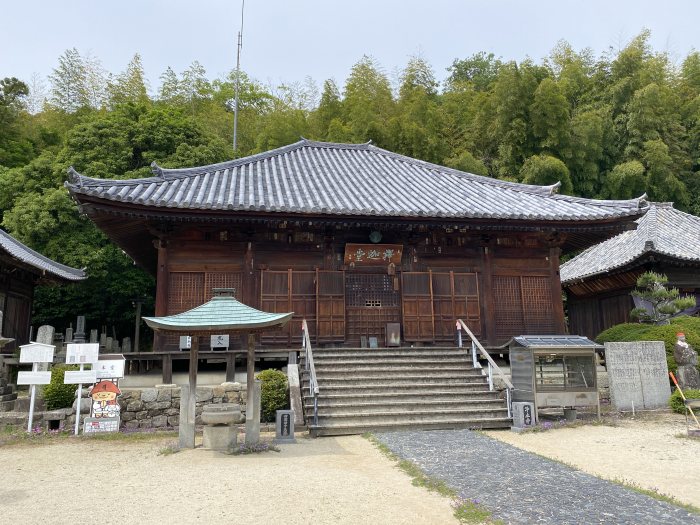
[{"x1": 143, "y1": 288, "x2": 292, "y2": 447}]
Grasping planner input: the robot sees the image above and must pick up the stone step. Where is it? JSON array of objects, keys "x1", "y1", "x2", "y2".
[
  {"x1": 310, "y1": 356, "x2": 473, "y2": 366},
  {"x1": 304, "y1": 391, "x2": 501, "y2": 404},
  {"x1": 316, "y1": 366, "x2": 483, "y2": 378},
  {"x1": 302, "y1": 382, "x2": 492, "y2": 395},
  {"x1": 307, "y1": 399, "x2": 506, "y2": 414},
  {"x1": 307, "y1": 348, "x2": 470, "y2": 359},
  {"x1": 0, "y1": 399, "x2": 18, "y2": 412},
  {"x1": 0, "y1": 392, "x2": 18, "y2": 402},
  {"x1": 304, "y1": 376, "x2": 488, "y2": 387},
  {"x1": 309, "y1": 417, "x2": 512, "y2": 436}
]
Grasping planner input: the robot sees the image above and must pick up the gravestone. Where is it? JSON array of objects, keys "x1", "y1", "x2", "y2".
[
  {"x1": 89, "y1": 330, "x2": 98, "y2": 344},
  {"x1": 99, "y1": 332, "x2": 107, "y2": 349},
  {"x1": 74, "y1": 316, "x2": 86, "y2": 343},
  {"x1": 65, "y1": 327, "x2": 73, "y2": 344},
  {"x1": 604, "y1": 342, "x2": 671, "y2": 410},
  {"x1": 122, "y1": 337, "x2": 131, "y2": 354},
  {"x1": 34, "y1": 326, "x2": 55, "y2": 394},
  {"x1": 274, "y1": 409, "x2": 296, "y2": 444},
  {"x1": 105, "y1": 337, "x2": 113, "y2": 352}
]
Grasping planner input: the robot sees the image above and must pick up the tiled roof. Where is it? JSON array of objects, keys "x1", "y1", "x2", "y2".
[
  {"x1": 0, "y1": 229, "x2": 86, "y2": 282},
  {"x1": 507, "y1": 335, "x2": 602, "y2": 348},
  {"x1": 560, "y1": 203, "x2": 700, "y2": 284},
  {"x1": 143, "y1": 296, "x2": 292, "y2": 332},
  {"x1": 66, "y1": 140, "x2": 647, "y2": 222}
]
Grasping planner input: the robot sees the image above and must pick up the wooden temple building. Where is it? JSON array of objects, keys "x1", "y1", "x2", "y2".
[
  {"x1": 66, "y1": 140, "x2": 648, "y2": 352},
  {"x1": 561, "y1": 202, "x2": 700, "y2": 339},
  {"x1": 0, "y1": 228, "x2": 86, "y2": 350}
]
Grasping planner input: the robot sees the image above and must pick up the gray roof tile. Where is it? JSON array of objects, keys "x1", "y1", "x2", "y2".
[
  {"x1": 560, "y1": 203, "x2": 700, "y2": 284},
  {"x1": 0, "y1": 229, "x2": 86, "y2": 282},
  {"x1": 66, "y1": 139, "x2": 647, "y2": 222}
]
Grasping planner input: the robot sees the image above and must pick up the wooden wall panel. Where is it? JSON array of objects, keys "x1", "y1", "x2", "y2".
[
  {"x1": 317, "y1": 270, "x2": 345, "y2": 342},
  {"x1": 401, "y1": 273, "x2": 434, "y2": 341}
]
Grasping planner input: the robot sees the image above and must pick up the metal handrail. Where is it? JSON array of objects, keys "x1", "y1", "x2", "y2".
[
  {"x1": 301, "y1": 319, "x2": 319, "y2": 426},
  {"x1": 457, "y1": 319, "x2": 513, "y2": 418}
]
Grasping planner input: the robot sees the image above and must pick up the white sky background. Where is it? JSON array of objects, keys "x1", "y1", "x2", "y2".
[{"x1": 1, "y1": 0, "x2": 698, "y2": 94}]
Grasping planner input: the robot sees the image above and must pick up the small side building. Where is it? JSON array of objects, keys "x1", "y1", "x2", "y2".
[
  {"x1": 561, "y1": 203, "x2": 700, "y2": 339},
  {"x1": 0, "y1": 229, "x2": 86, "y2": 349}
]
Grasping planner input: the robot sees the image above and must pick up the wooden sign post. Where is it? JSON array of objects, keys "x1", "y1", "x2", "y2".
[
  {"x1": 18, "y1": 342, "x2": 55, "y2": 433},
  {"x1": 65, "y1": 343, "x2": 99, "y2": 435}
]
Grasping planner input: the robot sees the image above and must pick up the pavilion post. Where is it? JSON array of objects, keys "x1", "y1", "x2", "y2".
[
  {"x1": 245, "y1": 332, "x2": 260, "y2": 444},
  {"x1": 179, "y1": 334, "x2": 198, "y2": 449}
]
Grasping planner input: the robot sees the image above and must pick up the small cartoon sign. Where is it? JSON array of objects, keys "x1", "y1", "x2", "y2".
[{"x1": 89, "y1": 380, "x2": 121, "y2": 419}]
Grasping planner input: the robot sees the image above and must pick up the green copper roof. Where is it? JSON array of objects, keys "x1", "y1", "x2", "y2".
[{"x1": 143, "y1": 296, "x2": 293, "y2": 333}]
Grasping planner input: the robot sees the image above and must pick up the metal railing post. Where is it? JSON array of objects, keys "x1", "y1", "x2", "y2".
[{"x1": 471, "y1": 341, "x2": 480, "y2": 368}]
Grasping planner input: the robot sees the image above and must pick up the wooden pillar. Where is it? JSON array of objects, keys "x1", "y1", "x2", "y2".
[
  {"x1": 243, "y1": 241, "x2": 255, "y2": 307},
  {"x1": 480, "y1": 241, "x2": 496, "y2": 346},
  {"x1": 323, "y1": 236, "x2": 335, "y2": 270},
  {"x1": 549, "y1": 246, "x2": 567, "y2": 334},
  {"x1": 246, "y1": 332, "x2": 255, "y2": 388},
  {"x1": 225, "y1": 351, "x2": 236, "y2": 382},
  {"x1": 162, "y1": 353, "x2": 172, "y2": 384},
  {"x1": 153, "y1": 239, "x2": 169, "y2": 352},
  {"x1": 189, "y1": 335, "x2": 199, "y2": 393}
]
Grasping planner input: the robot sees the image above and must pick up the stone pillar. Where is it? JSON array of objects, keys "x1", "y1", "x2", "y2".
[
  {"x1": 178, "y1": 385, "x2": 196, "y2": 449},
  {"x1": 245, "y1": 379, "x2": 261, "y2": 445}
]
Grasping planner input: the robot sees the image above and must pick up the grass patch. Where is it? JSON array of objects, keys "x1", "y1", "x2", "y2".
[
  {"x1": 157, "y1": 441, "x2": 180, "y2": 456},
  {"x1": 227, "y1": 441, "x2": 280, "y2": 455},
  {"x1": 363, "y1": 433, "x2": 503, "y2": 524},
  {"x1": 675, "y1": 432, "x2": 700, "y2": 441},
  {"x1": 0, "y1": 424, "x2": 176, "y2": 447},
  {"x1": 611, "y1": 478, "x2": 700, "y2": 515}
]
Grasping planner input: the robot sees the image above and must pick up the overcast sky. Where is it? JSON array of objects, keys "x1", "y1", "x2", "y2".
[{"x1": 2, "y1": 0, "x2": 698, "y2": 93}]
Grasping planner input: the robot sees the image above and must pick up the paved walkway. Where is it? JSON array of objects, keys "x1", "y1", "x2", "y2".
[{"x1": 376, "y1": 429, "x2": 700, "y2": 525}]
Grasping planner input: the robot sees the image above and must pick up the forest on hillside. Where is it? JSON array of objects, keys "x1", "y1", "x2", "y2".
[{"x1": 1, "y1": 30, "x2": 699, "y2": 339}]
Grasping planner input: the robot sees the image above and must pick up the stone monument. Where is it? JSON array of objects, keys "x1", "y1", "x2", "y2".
[
  {"x1": 74, "y1": 316, "x2": 86, "y2": 343},
  {"x1": 674, "y1": 333, "x2": 700, "y2": 390},
  {"x1": 605, "y1": 342, "x2": 671, "y2": 410}
]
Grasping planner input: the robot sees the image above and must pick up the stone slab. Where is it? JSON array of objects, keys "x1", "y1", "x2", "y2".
[
  {"x1": 274, "y1": 409, "x2": 296, "y2": 444},
  {"x1": 244, "y1": 380, "x2": 261, "y2": 445},
  {"x1": 203, "y1": 425, "x2": 238, "y2": 452},
  {"x1": 178, "y1": 385, "x2": 196, "y2": 449},
  {"x1": 604, "y1": 341, "x2": 671, "y2": 410}
]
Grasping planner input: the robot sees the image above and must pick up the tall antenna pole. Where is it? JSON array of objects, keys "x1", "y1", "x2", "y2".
[{"x1": 233, "y1": 0, "x2": 245, "y2": 154}]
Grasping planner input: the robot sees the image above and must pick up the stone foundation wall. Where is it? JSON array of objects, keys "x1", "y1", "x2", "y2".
[{"x1": 21, "y1": 383, "x2": 249, "y2": 431}]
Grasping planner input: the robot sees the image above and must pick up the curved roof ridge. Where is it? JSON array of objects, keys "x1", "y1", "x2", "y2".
[
  {"x1": 0, "y1": 228, "x2": 87, "y2": 282},
  {"x1": 561, "y1": 202, "x2": 700, "y2": 285}
]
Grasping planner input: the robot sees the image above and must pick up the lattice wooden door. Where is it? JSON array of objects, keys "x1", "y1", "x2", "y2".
[
  {"x1": 260, "y1": 270, "x2": 316, "y2": 345},
  {"x1": 317, "y1": 270, "x2": 345, "y2": 343},
  {"x1": 346, "y1": 273, "x2": 401, "y2": 345},
  {"x1": 401, "y1": 272, "x2": 435, "y2": 342},
  {"x1": 432, "y1": 272, "x2": 481, "y2": 340},
  {"x1": 493, "y1": 275, "x2": 555, "y2": 341}
]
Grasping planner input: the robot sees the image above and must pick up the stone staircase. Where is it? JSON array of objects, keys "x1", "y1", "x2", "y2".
[
  {"x1": 300, "y1": 347, "x2": 511, "y2": 436},
  {"x1": 0, "y1": 377, "x2": 18, "y2": 412}
]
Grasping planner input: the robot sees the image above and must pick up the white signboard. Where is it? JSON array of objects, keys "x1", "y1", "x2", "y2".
[
  {"x1": 94, "y1": 359, "x2": 126, "y2": 379},
  {"x1": 179, "y1": 336, "x2": 191, "y2": 350},
  {"x1": 211, "y1": 334, "x2": 229, "y2": 348},
  {"x1": 64, "y1": 370, "x2": 97, "y2": 384},
  {"x1": 66, "y1": 343, "x2": 100, "y2": 364},
  {"x1": 17, "y1": 371, "x2": 52, "y2": 385},
  {"x1": 19, "y1": 343, "x2": 55, "y2": 363}
]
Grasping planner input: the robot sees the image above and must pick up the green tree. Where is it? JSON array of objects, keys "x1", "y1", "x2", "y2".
[
  {"x1": 0, "y1": 77, "x2": 34, "y2": 167},
  {"x1": 601, "y1": 160, "x2": 646, "y2": 200},
  {"x1": 530, "y1": 78, "x2": 570, "y2": 155},
  {"x1": 630, "y1": 272, "x2": 695, "y2": 324},
  {"x1": 48, "y1": 48, "x2": 106, "y2": 112},
  {"x1": 107, "y1": 54, "x2": 150, "y2": 107},
  {"x1": 445, "y1": 52, "x2": 502, "y2": 92},
  {"x1": 519, "y1": 154, "x2": 573, "y2": 194}
]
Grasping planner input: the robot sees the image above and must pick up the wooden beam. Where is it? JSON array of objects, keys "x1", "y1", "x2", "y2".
[{"x1": 550, "y1": 247, "x2": 567, "y2": 333}]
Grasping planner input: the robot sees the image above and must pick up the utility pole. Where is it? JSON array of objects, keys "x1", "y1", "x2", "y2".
[{"x1": 233, "y1": 0, "x2": 245, "y2": 154}]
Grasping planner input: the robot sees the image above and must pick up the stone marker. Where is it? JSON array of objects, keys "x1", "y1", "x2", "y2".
[
  {"x1": 605, "y1": 342, "x2": 671, "y2": 410},
  {"x1": 89, "y1": 329, "x2": 98, "y2": 344},
  {"x1": 178, "y1": 384, "x2": 196, "y2": 449},
  {"x1": 65, "y1": 327, "x2": 73, "y2": 344},
  {"x1": 274, "y1": 410, "x2": 296, "y2": 444},
  {"x1": 99, "y1": 332, "x2": 107, "y2": 349},
  {"x1": 34, "y1": 325, "x2": 55, "y2": 393},
  {"x1": 74, "y1": 316, "x2": 86, "y2": 343},
  {"x1": 245, "y1": 379, "x2": 261, "y2": 445},
  {"x1": 122, "y1": 337, "x2": 131, "y2": 354},
  {"x1": 105, "y1": 337, "x2": 113, "y2": 352}
]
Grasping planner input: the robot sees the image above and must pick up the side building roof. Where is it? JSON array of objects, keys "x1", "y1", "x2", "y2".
[
  {"x1": 560, "y1": 203, "x2": 700, "y2": 285},
  {"x1": 0, "y1": 229, "x2": 86, "y2": 282},
  {"x1": 65, "y1": 139, "x2": 647, "y2": 223}
]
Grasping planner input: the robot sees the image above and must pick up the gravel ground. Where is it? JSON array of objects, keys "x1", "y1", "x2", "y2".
[{"x1": 376, "y1": 428, "x2": 700, "y2": 525}]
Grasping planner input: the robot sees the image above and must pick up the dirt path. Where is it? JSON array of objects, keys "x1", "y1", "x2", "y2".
[
  {"x1": 0, "y1": 434, "x2": 457, "y2": 525},
  {"x1": 484, "y1": 412, "x2": 700, "y2": 508}
]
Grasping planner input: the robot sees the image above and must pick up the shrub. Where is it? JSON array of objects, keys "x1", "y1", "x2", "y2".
[
  {"x1": 256, "y1": 369, "x2": 288, "y2": 423},
  {"x1": 596, "y1": 316, "x2": 700, "y2": 373},
  {"x1": 43, "y1": 365, "x2": 79, "y2": 410},
  {"x1": 669, "y1": 389, "x2": 700, "y2": 414}
]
